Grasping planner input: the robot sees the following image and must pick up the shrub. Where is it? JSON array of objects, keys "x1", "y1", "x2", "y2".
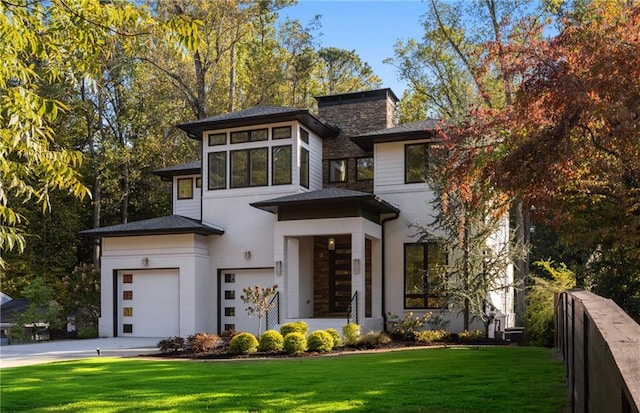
[
  {"x1": 219, "y1": 329, "x2": 237, "y2": 346},
  {"x1": 307, "y1": 330, "x2": 334, "y2": 352},
  {"x1": 387, "y1": 312, "x2": 432, "y2": 339},
  {"x1": 414, "y1": 329, "x2": 450, "y2": 344},
  {"x1": 280, "y1": 321, "x2": 308, "y2": 337},
  {"x1": 77, "y1": 326, "x2": 97, "y2": 339},
  {"x1": 283, "y1": 332, "x2": 307, "y2": 355},
  {"x1": 457, "y1": 330, "x2": 486, "y2": 343},
  {"x1": 258, "y1": 330, "x2": 284, "y2": 352},
  {"x1": 325, "y1": 328, "x2": 343, "y2": 348},
  {"x1": 356, "y1": 331, "x2": 392, "y2": 349},
  {"x1": 157, "y1": 336, "x2": 185, "y2": 353},
  {"x1": 187, "y1": 332, "x2": 220, "y2": 354},
  {"x1": 342, "y1": 323, "x2": 361, "y2": 346},
  {"x1": 229, "y1": 332, "x2": 259, "y2": 355}
]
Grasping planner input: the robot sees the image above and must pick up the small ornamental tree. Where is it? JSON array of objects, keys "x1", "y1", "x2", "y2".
[{"x1": 240, "y1": 284, "x2": 278, "y2": 336}]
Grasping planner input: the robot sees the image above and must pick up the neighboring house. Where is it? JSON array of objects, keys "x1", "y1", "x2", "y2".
[
  {"x1": 0, "y1": 298, "x2": 50, "y2": 343},
  {"x1": 80, "y1": 88, "x2": 514, "y2": 339}
]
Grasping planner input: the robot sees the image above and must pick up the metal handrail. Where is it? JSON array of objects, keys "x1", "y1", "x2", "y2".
[
  {"x1": 266, "y1": 292, "x2": 280, "y2": 331},
  {"x1": 347, "y1": 291, "x2": 358, "y2": 325}
]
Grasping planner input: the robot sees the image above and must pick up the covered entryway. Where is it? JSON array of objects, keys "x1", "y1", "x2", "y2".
[
  {"x1": 314, "y1": 235, "x2": 352, "y2": 316},
  {"x1": 117, "y1": 269, "x2": 179, "y2": 337},
  {"x1": 218, "y1": 269, "x2": 274, "y2": 334}
]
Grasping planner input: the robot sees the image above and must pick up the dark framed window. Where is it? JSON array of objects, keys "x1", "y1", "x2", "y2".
[
  {"x1": 299, "y1": 127, "x2": 309, "y2": 144},
  {"x1": 123, "y1": 274, "x2": 133, "y2": 283},
  {"x1": 224, "y1": 290, "x2": 235, "y2": 300},
  {"x1": 272, "y1": 145, "x2": 292, "y2": 185},
  {"x1": 177, "y1": 178, "x2": 193, "y2": 199},
  {"x1": 356, "y1": 157, "x2": 374, "y2": 181},
  {"x1": 273, "y1": 126, "x2": 291, "y2": 140},
  {"x1": 224, "y1": 307, "x2": 235, "y2": 317},
  {"x1": 208, "y1": 133, "x2": 226, "y2": 146},
  {"x1": 300, "y1": 147, "x2": 309, "y2": 188},
  {"x1": 224, "y1": 323, "x2": 235, "y2": 331},
  {"x1": 404, "y1": 242, "x2": 447, "y2": 309},
  {"x1": 195, "y1": 177, "x2": 202, "y2": 188},
  {"x1": 231, "y1": 148, "x2": 268, "y2": 188},
  {"x1": 329, "y1": 159, "x2": 348, "y2": 183},
  {"x1": 123, "y1": 291, "x2": 133, "y2": 300},
  {"x1": 123, "y1": 307, "x2": 133, "y2": 317},
  {"x1": 123, "y1": 324, "x2": 133, "y2": 333},
  {"x1": 208, "y1": 152, "x2": 227, "y2": 190},
  {"x1": 224, "y1": 273, "x2": 235, "y2": 283},
  {"x1": 405, "y1": 143, "x2": 429, "y2": 183},
  {"x1": 230, "y1": 128, "x2": 268, "y2": 144}
]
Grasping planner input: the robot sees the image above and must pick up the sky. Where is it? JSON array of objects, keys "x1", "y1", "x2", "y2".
[{"x1": 278, "y1": 0, "x2": 429, "y2": 96}]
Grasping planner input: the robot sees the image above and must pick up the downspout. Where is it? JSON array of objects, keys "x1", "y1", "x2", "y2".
[{"x1": 381, "y1": 211, "x2": 400, "y2": 332}]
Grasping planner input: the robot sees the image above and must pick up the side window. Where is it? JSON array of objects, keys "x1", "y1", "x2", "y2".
[
  {"x1": 300, "y1": 147, "x2": 309, "y2": 188},
  {"x1": 299, "y1": 127, "x2": 309, "y2": 144},
  {"x1": 177, "y1": 178, "x2": 193, "y2": 199},
  {"x1": 208, "y1": 152, "x2": 227, "y2": 190},
  {"x1": 405, "y1": 143, "x2": 429, "y2": 183},
  {"x1": 356, "y1": 157, "x2": 374, "y2": 181},
  {"x1": 272, "y1": 145, "x2": 292, "y2": 185},
  {"x1": 329, "y1": 159, "x2": 348, "y2": 183},
  {"x1": 404, "y1": 242, "x2": 447, "y2": 309}
]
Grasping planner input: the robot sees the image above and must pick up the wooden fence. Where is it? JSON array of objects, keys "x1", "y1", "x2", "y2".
[{"x1": 556, "y1": 289, "x2": 640, "y2": 413}]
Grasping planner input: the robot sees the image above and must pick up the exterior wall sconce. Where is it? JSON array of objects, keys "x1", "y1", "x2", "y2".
[
  {"x1": 275, "y1": 260, "x2": 282, "y2": 276},
  {"x1": 244, "y1": 250, "x2": 251, "y2": 260},
  {"x1": 353, "y1": 258, "x2": 360, "y2": 275},
  {"x1": 328, "y1": 238, "x2": 335, "y2": 251},
  {"x1": 141, "y1": 257, "x2": 149, "y2": 267}
]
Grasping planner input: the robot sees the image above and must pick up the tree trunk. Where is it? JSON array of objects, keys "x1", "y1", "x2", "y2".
[
  {"x1": 194, "y1": 50, "x2": 207, "y2": 119},
  {"x1": 92, "y1": 176, "x2": 101, "y2": 267},
  {"x1": 514, "y1": 200, "x2": 530, "y2": 325},
  {"x1": 229, "y1": 41, "x2": 236, "y2": 112},
  {"x1": 463, "y1": 224, "x2": 470, "y2": 331},
  {"x1": 121, "y1": 160, "x2": 129, "y2": 224}
]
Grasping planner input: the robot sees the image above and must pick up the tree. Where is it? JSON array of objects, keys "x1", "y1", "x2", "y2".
[
  {"x1": 240, "y1": 284, "x2": 278, "y2": 336},
  {"x1": 12, "y1": 278, "x2": 64, "y2": 342},
  {"x1": 316, "y1": 47, "x2": 382, "y2": 95},
  {"x1": 59, "y1": 264, "x2": 101, "y2": 331},
  {"x1": 0, "y1": 0, "x2": 200, "y2": 267}
]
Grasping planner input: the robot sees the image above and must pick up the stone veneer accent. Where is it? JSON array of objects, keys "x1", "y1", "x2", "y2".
[{"x1": 317, "y1": 89, "x2": 398, "y2": 194}]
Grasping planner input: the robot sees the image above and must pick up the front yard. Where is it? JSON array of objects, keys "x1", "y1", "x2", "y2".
[{"x1": 1, "y1": 346, "x2": 568, "y2": 412}]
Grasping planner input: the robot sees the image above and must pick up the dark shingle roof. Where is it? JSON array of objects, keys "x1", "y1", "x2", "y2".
[
  {"x1": 176, "y1": 106, "x2": 339, "y2": 139},
  {"x1": 0, "y1": 299, "x2": 29, "y2": 323},
  {"x1": 351, "y1": 119, "x2": 441, "y2": 151},
  {"x1": 78, "y1": 215, "x2": 224, "y2": 238},
  {"x1": 154, "y1": 161, "x2": 201, "y2": 179},
  {"x1": 250, "y1": 188, "x2": 399, "y2": 215}
]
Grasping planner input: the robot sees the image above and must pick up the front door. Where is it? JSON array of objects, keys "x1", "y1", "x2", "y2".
[{"x1": 329, "y1": 236, "x2": 352, "y2": 314}]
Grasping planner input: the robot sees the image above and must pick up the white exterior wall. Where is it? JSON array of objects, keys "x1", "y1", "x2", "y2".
[
  {"x1": 173, "y1": 174, "x2": 201, "y2": 220},
  {"x1": 374, "y1": 140, "x2": 512, "y2": 333},
  {"x1": 306, "y1": 130, "x2": 323, "y2": 190},
  {"x1": 98, "y1": 234, "x2": 212, "y2": 338}
]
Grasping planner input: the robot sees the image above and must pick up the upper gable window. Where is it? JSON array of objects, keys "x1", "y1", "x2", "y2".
[
  {"x1": 273, "y1": 126, "x2": 291, "y2": 140},
  {"x1": 356, "y1": 157, "x2": 374, "y2": 181},
  {"x1": 208, "y1": 133, "x2": 226, "y2": 146},
  {"x1": 231, "y1": 148, "x2": 268, "y2": 187},
  {"x1": 177, "y1": 178, "x2": 193, "y2": 199},
  {"x1": 299, "y1": 127, "x2": 309, "y2": 144},
  {"x1": 231, "y1": 128, "x2": 268, "y2": 144},
  {"x1": 329, "y1": 159, "x2": 348, "y2": 183},
  {"x1": 405, "y1": 143, "x2": 429, "y2": 184}
]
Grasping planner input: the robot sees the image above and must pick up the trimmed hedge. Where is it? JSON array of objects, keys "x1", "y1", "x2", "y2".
[
  {"x1": 307, "y1": 330, "x2": 334, "y2": 352},
  {"x1": 258, "y1": 330, "x2": 284, "y2": 352},
  {"x1": 283, "y1": 332, "x2": 307, "y2": 355},
  {"x1": 229, "y1": 332, "x2": 259, "y2": 355}
]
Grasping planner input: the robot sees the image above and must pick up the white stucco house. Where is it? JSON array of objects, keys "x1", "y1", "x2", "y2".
[{"x1": 80, "y1": 88, "x2": 514, "y2": 339}]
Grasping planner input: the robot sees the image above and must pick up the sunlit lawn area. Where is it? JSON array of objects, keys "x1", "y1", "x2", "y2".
[{"x1": 1, "y1": 346, "x2": 567, "y2": 412}]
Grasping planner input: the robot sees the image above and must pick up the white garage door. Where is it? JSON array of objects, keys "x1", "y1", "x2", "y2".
[
  {"x1": 118, "y1": 269, "x2": 179, "y2": 337},
  {"x1": 220, "y1": 269, "x2": 275, "y2": 335}
]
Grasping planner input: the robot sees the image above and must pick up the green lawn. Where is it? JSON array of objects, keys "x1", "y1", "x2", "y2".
[{"x1": 1, "y1": 346, "x2": 568, "y2": 412}]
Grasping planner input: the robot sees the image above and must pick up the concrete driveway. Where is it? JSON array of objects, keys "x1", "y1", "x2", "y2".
[{"x1": 0, "y1": 337, "x2": 161, "y2": 369}]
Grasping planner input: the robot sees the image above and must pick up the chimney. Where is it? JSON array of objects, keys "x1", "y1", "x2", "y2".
[{"x1": 316, "y1": 88, "x2": 398, "y2": 137}]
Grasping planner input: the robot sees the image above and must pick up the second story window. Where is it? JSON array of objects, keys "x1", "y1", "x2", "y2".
[
  {"x1": 231, "y1": 148, "x2": 268, "y2": 187},
  {"x1": 208, "y1": 133, "x2": 226, "y2": 146},
  {"x1": 356, "y1": 157, "x2": 374, "y2": 181},
  {"x1": 208, "y1": 152, "x2": 226, "y2": 190},
  {"x1": 300, "y1": 148, "x2": 309, "y2": 188},
  {"x1": 272, "y1": 145, "x2": 292, "y2": 185},
  {"x1": 405, "y1": 143, "x2": 429, "y2": 183},
  {"x1": 177, "y1": 178, "x2": 193, "y2": 199},
  {"x1": 299, "y1": 127, "x2": 309, "y2": 144},
  {"x1": 231, "y1": 128, "x2": 268, "y2": 144},
  {"x1": 329, "y1": 159, "x2": 348, "y2": 183},
  {"x1": 273, "y1": 126, "x2": 291, "y2": 140}
]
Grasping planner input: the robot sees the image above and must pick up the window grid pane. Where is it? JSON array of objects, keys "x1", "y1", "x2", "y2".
[
  {"x1": 329, "y1": 159, "x2": 348, "y2": 182},
  {"x1": 208, "y1": 152, "x2": 226, "y2": 190},
  {"x1": 208, "y1": 133, "x2": 226, "y2": 146},
  {"x1": 249, "y1": 148, "x2": 268, "y2": 186},
  {"x1": 299, "y1": 127, "x2": 309, "y2": 144},
  {"x1": 405, "y1": 144, "x2": 428, "y2": 183},
  {"x1": 273, "y1": 126, "x2": 291, "y2": 140},
  {"x1": 300, "y1": 148, "x2": 309, "y2": 188},
  {"x1": 272, "y1": 145, "x2": 292, "y2": 185},
  {"x1": 177, "y1": 178, "x2": 193, "y2": 199},
  {"x1": 356, "y1": 157, "x2": 374, "y2": 181}
]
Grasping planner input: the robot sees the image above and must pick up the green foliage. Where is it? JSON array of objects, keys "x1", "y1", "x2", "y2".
[
  {"x1": 60, "y1": 264, "x2": 100, "y2": 329},
  {"x1": 77, "y1": 326, "x2": 98, "y2": 339},
  {"x1": 356, "y1": 331, "x2": 392, "y2": 349},
  {"x1": 307, "y1": 330, "x2": 334, "y2": 352},
  {"x1": 526, "y1": 260, "x2": 576, "y2": 346},
  {"x1": 414, "y1": 330, "x2": 450, "y2": 344},
  {"x1": 457, "y1": 330, "x2": 486, "y2": 343},
  {"x1": 157, "y1": 336, "x2": 186, "y2": 353},
  {"x1": 283, "y1": 332, "x2": 307, "y2": 355},
  {"x1": 280, "y1": 321, "x2": 308, "y2": 337},
  {"x1": 240, "y1": 284, "x2": 278, "y2": 336},
  {"x1": 187, "y1": 332, "x2": 220, "y2": 354},
  {"x1": 387, "y1": 312, "x2": 432, "y2": 339},
  {"x1": 229, "y1": 332, "x2": 258, "y2": 355},
  {"x1": 258, "y1": 330, "x2": 284, "y2": 352},
  {"x1": 325, "y1": 328, "x2": 343, "y2": 348},
  {"x1": 342, "y1": 323, "x2": 361, "y2": 347},
  {"x1": 12, "y1": 278, "x2": 64, "y2": 341}
]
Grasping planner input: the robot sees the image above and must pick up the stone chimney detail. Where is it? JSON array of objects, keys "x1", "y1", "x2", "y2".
[{"x1": 316, "y1": 89, "x2": 399, "y2": 193}]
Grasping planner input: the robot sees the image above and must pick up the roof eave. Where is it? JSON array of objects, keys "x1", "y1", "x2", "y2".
[{"x1": 351, "y1": 130, "x2": 438, "y2": 151}]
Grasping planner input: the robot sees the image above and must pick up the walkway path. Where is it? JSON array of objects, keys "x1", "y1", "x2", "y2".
[{"x1": 0, "y1": 337, "x2": 160, "y2": 368}]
